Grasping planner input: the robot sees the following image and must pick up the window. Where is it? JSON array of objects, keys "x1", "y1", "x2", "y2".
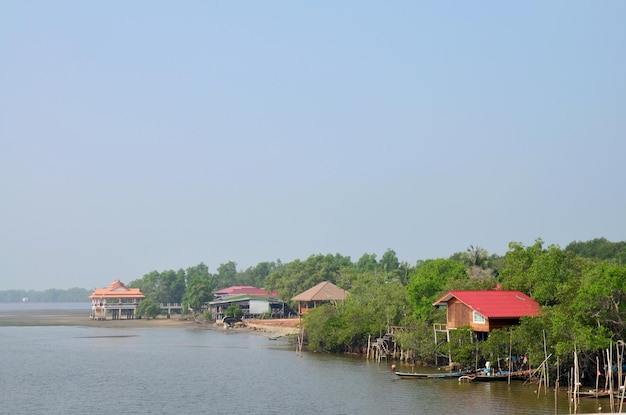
[{"x1": 473, "y1": 311, "x2": 486, "y2": 324}]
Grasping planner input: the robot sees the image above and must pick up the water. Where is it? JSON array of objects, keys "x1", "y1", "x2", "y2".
[{"x1": 0, "y1": 305, "x2": 611, "y2": 414}]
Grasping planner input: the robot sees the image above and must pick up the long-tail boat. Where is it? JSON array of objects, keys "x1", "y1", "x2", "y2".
[{"x1": 392, "y1": 365, "x2": 473, "y2": 379}]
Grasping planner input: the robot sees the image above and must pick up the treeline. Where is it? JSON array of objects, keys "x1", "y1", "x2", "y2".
[
  {"x1": 4, "y1": 236, "x2": 624, "y2": 383},
  {"x1": 294, "y1": 237, "x2": 626, "y2": 387},
  {"x1": 128, "y1": 261, "x2": 280, "y2": 312},
  {"x1": 131, "y1": 236, "x2": 618, "y2": 386},
  {"x1": 48, "y1": 236, "x2": 626, "y2": 384},
  {"x1": 0, "y1": 287, "x2": 91, "y2": 302}
]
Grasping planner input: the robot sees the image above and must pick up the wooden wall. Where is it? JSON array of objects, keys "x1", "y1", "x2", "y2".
[
  {"x1": 487, "y1": 318, "x2": 521, "y2": 331},
  {"x1": 446, "y1": 298, "x2": 472, "y2": 329},
  {"x1": 445, "y1": 298, "x2": 523, "y2": 333}
]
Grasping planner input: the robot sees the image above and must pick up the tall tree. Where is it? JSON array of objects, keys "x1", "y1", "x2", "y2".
[
  {"x1": 235, "y1": 261, "x2": 280, "y2": 287},
  {"x1": 264, "y1": 254, "x2": 353, "y2": 301},
  {"x1": 215, "y1": 261, "x2": 238, "y2": 289},
  {"x1": 500, "y1": 239, "x2": 587, "y2": 306},
  {"x1": 498, "y1": 239, "x2": 544, "y2": 295},
  {"x1": 380, "y1": 249, "x2": 400, "y2": 273},
  {"x1": 355, "y1": 253, "x2": 377, "y2": 273},
  {"x1": 464, "y1": 245, "x2": 488, "y2": 268},
  {"x1": 406, "y1": 258, "x2": 467, "y2": 320},
  {"x1": 182, "y1": 263, "x2": 216, "y2": 313},
  {"x1": 570, "y1": 263, "x2": 626, "y2": 341},
  {"x1": 565, "y1": 237, "x2": 626, "y2": 264}
]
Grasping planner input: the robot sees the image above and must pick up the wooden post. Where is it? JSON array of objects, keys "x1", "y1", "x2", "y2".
[
  {"x1": 542, "y1": 330, "x2": 550, "y2": 390},
  {"x1": 508, "y1": 330, "x2": 512, "y2": 385}
]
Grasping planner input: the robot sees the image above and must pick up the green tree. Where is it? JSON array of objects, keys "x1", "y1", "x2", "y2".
[
  {"x1": 128, "y1": 270, "x2": 160, "y2": 302},
  {"x1": 136, "y1": 298, "x2": 160, "y2": 319},
  {"x1": 380, "y1": 249, "x2": 400, "y2": 273},
  {"x1": 155, "y1": 269, "x2": 186, "y2": 304},
  {"x1": 447, "y1": 326, "x2": 477, "y2": 367},
  {"x1": 355, "y1": 253, "x2": 377, "y2": 273},
  {"x1": 464, "y1": 245, "x2": 488, "y2": 268},
  {"x1": 303, "y1": 271, "x2": 412, "y2": 354},
  {"x1": 478, "y1": 328, "x2": 514, "y2": 370},
  {"x1": 392, "y1": 315, "x2": 439, "y2": 364},
  {"x1": 264, "y1": 253, "x2": 353, "y2": 301},
  {"x1": 129, "y1": 269, "x2": 186, "y2": 305},
  {"x1": 569, "y1": 263, "x2": 626, "y2": 342},
  {"x1": 225, "y1": 305, "x2": 242, "y2": 318},
  {"x1": 500, "y1": 239, "x2": 587, "y2": 306},
  {"x1": 406, "y1": 258, "x2": 467, "y2": 320},
  {"x1": 236, "y1": 261, "x2": 280, "y2": 287},
  {"x1": 498, "y1": 239, "x2": 544, "y2": 294},
  {"x1": 183, "y1": 263, "x2": 216, "y2": 313},
  {"x1": 565, "y1": 237, "x2": 626, "y2": 264},
  {"x1": 216, "y1": 261, "x2": 238, "y2": 289},
  {"x1": 303, "y1": 304, "x2": 350, "y2": 353}
]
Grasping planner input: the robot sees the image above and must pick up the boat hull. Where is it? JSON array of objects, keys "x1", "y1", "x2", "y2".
[
  {"x1": 394, "y1": 370, "x2": 472, "y2": 379},
  {"x1": 470, "y1": 369, "x2": 534, "y2": 382}
]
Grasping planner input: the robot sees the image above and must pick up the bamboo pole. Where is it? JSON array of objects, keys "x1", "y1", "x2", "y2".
[
  {"x1": 617, "y1": 342, "x2": 621, "y2": 392},
  {"x1": 554, "y1": 357, "x2": 559, "y2": 415},
  {"x1": 574, "y1": 345, "x2": 579, "y2": 413},
  {"x1": 607, "y1": 345, "x2": 615, "y2": 412},
  {"x1": 618, "y1": 340, "x2": 626, "y2": 413},
  {"x1": 568, "y1": 367, "x2": 573, "y2": 414},
  {"x1": 595, "y1": 357, "x2": 600, "y2": 398},
  {"x1": 543, "y1": 330, "x2": 552, "y2": 390},
  {"x1": 296, "y1": 325, "x2": 304, "y2": 357},
  {"x1": 535, "y1": 354, "x2": 553, "y2": 397},
  {"x1": 508, "y1": 330, "x2": 513, "y2": 385}
]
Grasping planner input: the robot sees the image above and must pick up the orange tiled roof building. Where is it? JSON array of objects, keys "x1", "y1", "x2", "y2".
[{"x1": 89, "y1": 280, "x2": 145, "y2": 320}]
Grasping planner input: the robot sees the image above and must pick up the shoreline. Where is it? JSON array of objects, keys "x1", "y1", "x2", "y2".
[{"x1": 0, "y1": 308, "x2": 301, "y2": 338}]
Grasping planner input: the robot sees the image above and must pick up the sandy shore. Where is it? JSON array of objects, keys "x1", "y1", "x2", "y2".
[
  {"x1": 243, "y1": 318, "x2": 301, "y2": 338},
  {"x1": 0, "y1": 308, "x2": 301, "y2": 338}
]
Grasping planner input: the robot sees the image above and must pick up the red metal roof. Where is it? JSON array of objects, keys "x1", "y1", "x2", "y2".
[
  {"x1": 214, "y1": 286, "x2": 277, "y2": 297},
  {"x1": 433, "y1": 290, "x2": 540, "y2": 318}
]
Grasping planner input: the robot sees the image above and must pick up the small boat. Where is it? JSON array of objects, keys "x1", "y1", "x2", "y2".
[
  {"x1": 568, "y1": 389, "x2": 626, "y2": 399},
  {"x1": 469, "y1": 368, "x2": 534, "y2": 382},
  {"x1": 575, "y1": 389, "x2": 614, "y2": 399},
  {"x1": 392, "y1": 366, "x2": 473, "y2": 379}
]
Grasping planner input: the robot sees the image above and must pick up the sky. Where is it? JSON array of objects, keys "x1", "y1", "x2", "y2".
[{"x1": 1, "y1": 1, "x2": 625, "y2": 290}]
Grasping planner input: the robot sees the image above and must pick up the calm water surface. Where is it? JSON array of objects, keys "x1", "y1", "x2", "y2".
[{"x1": 0, "y1": 304, "x2": 609, "y2": 414}]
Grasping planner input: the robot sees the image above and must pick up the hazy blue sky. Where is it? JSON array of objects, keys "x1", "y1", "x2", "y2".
[{"x1": 1, "y1": 1, "x2": 624, "y2": 290}]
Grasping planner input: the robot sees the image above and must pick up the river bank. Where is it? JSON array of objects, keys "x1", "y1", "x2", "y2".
[{"x1": 0, "y1": 306, "x2": 300, "y2": 338}]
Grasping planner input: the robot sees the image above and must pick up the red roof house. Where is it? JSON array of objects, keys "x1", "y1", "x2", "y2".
[{"x1": 433, "y1": 290, "x2": 540, "y2": 333}]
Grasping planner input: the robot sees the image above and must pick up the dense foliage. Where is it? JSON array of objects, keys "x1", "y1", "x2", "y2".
[
  {"x1": 5, "y1": 236, "x2": 625, "y2": 385},
  {"x1": 136, "y1": 298, "x2": 161, "y2": 319},
  {"x1": 298, "y1": 238, "x2": 626, "y2": 386},
  {"x1": 565, "y1": 237, "x2": 626, "y2": 264}
]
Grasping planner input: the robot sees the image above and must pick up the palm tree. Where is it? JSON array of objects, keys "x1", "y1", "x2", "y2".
[{"x1": 465, "y1": 245, "x2": 488, "y2": 268}]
